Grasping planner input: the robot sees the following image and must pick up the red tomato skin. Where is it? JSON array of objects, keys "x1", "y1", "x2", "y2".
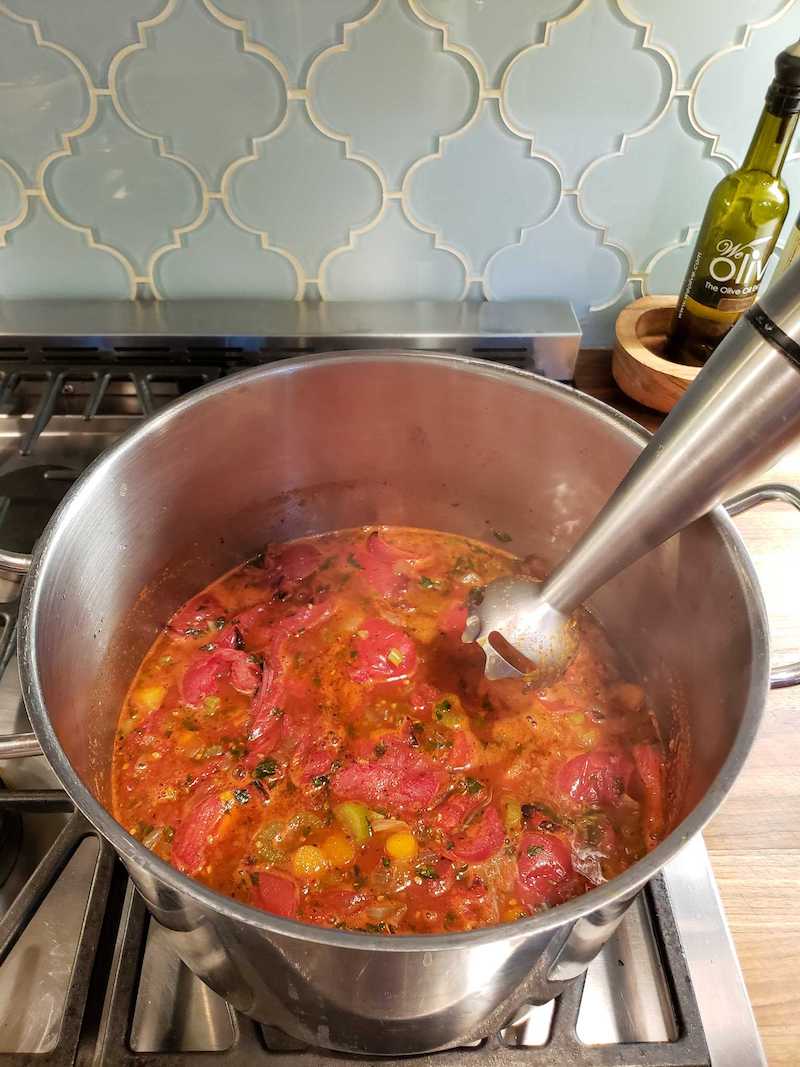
[
  {"x1": 407, "y1": 859, "x2": 456, "y2": 904},
  {"x1": 556, "y1": 748, "x2": 634, "y2": 808},
  {"x1": 353, "y1": 530, "x2": 425, "y2": 599},
  {"x1": 517, "y1": 830, "x2": 582, "y2": 910},
  {"x1": 631, "y1": 743, "x2": 665, "y2": 847},
  {"x1": 349, "y1": 618, "x2": 418, "y2": 683},
  {"x1": 449, "y1": 805, "x2": 505, "y2": 863},
  {"x1": 180, "y1": 649, "x2": 259, "y2": 706},
  {"x1": 331, "y1": 734, "x2": 446, "y2": 817},
  {"x1": 254, "y1": 871, "x2": 299, "y2": 918},
  {"x1": 264, "y1": 543, "x2": 322, "y2": 584},
  {"x1": 168, "y1": 596, "x2": 225, "y2": 637},
  {"x1": 171, "y1": 792, "x2": 225, "y2": 874},
  {"x1": 247, "y1": 637, "x2": 287, "y2": 743},
  {"x1": 435, "y1": 789, "x2": 486, "y2": 834}
]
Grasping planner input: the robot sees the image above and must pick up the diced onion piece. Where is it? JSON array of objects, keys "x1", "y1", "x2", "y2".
[
  {"x1": 369, "y1": 817, "x2": 408, "y2": 835},
  {"x1": 367, "y1": 902, "x2": 407, "y2": 923},
  {"x1": 503, "y1": 799, "x2": 523, "y2": 833}
]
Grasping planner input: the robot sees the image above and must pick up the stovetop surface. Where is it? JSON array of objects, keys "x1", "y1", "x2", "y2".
[{"x1": 0, "y1": 340, "x2": 766, "y2": 1066}]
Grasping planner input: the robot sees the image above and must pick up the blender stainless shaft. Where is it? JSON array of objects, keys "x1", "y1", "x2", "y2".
[{"x1": 466, "y1": 261, "x2": 800, "y2": 680}]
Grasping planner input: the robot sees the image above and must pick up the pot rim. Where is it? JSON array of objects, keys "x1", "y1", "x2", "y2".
[{"x1": 18, "y1": 350, "x2": 770, "y2": 952}]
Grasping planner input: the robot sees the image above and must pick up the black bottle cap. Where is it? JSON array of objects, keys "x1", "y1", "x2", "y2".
[{"x1": 767, "y1": 40, "x2": 800, "y2": 114}]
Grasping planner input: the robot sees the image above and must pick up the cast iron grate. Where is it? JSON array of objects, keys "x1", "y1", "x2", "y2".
[
  {"x1": 0, "y1": 789, "x2": 710, "y2": 1067},
  {"x1": 0, "y1": 361, "x2": 232, "y2": 456},
  {"x1": 0, "y1": 334, "x2": 534, "y2": 458}
]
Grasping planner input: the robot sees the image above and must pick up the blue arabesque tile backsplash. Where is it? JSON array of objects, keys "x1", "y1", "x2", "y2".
[{"x1": 2, "y1": 0, "x2": 800, "y2": 344}]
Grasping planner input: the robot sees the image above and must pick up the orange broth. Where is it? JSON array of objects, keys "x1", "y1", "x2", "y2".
[{"x1": 111, "y1": 527, "x2": 666, "y2": 934}]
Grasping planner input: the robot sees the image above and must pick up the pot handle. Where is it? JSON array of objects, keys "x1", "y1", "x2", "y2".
[
  {"x1": 0, "y1": 548, "x2": 33, "y2": 578},
  {"x1": 0, "y1": 549, "x2": 42, "y2": 757},
  {"x1": 725, "y1": 482, "x2": 800, "y2": 689}
]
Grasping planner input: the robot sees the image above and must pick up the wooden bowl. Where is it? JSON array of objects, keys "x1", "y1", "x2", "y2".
[{"x1": 612, "y1": 295, "x2": 698, "y2": 413}]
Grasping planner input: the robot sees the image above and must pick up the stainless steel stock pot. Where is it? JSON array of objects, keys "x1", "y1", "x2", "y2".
[{"x1": 2, "y1": 352, "x2": 798, "y2": 1055}]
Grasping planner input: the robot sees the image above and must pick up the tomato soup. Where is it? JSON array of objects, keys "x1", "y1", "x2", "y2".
[{"x1": 111, "y1": 528, "x2": 666, "y2": 934}]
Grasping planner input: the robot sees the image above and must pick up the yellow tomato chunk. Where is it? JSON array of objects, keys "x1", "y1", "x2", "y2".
[
  {"x1": 385, "y1": 831, "x2": 418, "y2": 862},
  {"x1": 291, "y1": 845, "x2": 328, "y2": 879},
  {"x1": 321, "y1": 831, "x2": 356, "y2": 868},
  {"x1": 134, "y1": 685, "x2": 166, "y2": 713}
]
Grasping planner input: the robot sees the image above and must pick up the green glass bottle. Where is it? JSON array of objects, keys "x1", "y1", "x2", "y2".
[
  {"x1": 772, "y1": 207, "x2": 800, "y2": 280},
  {"x1": 668, "y1": 43, "x2": 800, "y2": 366}
]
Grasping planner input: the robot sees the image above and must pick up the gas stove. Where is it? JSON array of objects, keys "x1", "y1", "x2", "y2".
[{"x1": 0, "y1": 302, "x2": 766, "y2": 1066}]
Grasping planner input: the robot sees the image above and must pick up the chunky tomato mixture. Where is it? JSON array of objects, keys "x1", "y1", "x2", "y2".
[{"x1": 112, "y1": 528, "x2": 667, "y2": 935}]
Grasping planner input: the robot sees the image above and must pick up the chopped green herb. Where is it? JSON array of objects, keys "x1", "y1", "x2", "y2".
[
  {"x1": 416, "y1": 864, "x2": 438, "y2": 880},
  {"x1": 382, "y1": 856, "x2": 391, "y2": 868},
  {"x1": 230, "y1": 742, "x2": 246, "y2": 759},
  {"x1": 311, "y1": 774, "x2": 329, "y2": 789},
  {"x1": 492, "y1": 529, "x2": 513, "y2": 543},
  {"x1": 427, "y1": 733, "x2": 453, "y2": 750},
  {"x1": 464, "y1": 777, "x2": 482, "y2": 795},
  {"x1": 434, "y1": 698, "x2": 452, "y2": 720},
  {"x1": 254, "y1": 757, "x2": 278, "y2": 779},
  {"x1": 233, "y1": 788, "x2": 250, "y2": 805},
  {"x1": 419, "y1": 575, "x2": 437, "y2": 589},
  {"x1": 215, "y1": 617, "x2": 227, "y2": 630},
  {"x1": 202, "y1": 695, "x2": 221, "y2": 715},
  {"x1": 527, "y1": 844, "x2": 544, "y2": 857}
]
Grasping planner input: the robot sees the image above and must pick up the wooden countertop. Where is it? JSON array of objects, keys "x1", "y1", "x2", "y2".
[{"x1": 575, "y1": 350, "x2": 800, "y2": 1067}]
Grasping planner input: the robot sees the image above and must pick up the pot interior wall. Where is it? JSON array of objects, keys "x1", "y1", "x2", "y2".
[{"x1": 30, "y1": 355, "x2": 761, "y2": 826}]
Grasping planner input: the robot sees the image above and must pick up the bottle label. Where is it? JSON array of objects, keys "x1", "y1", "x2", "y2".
[{"x1": 700, "y1": 235, "x2": 772, "y2": 300}]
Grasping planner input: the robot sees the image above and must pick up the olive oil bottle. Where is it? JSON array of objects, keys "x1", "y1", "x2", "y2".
[
  {"x1": 772, "y1": 208, "x2": 800, "y2": 280},
  {"x1": 668, "y1": 43, "x2": 800, "y2": 366}
]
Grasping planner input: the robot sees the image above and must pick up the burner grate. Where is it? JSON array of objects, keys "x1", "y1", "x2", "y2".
[
  {"x1": 0, "y1": 361, "x2": 232, "y2": 456},
  {"x1": 92, "y1": 876, "x2": 709, "y2": 1067},
  {"x1": 0, "y1": 790, "x2": 115, "y2": 1067}
]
